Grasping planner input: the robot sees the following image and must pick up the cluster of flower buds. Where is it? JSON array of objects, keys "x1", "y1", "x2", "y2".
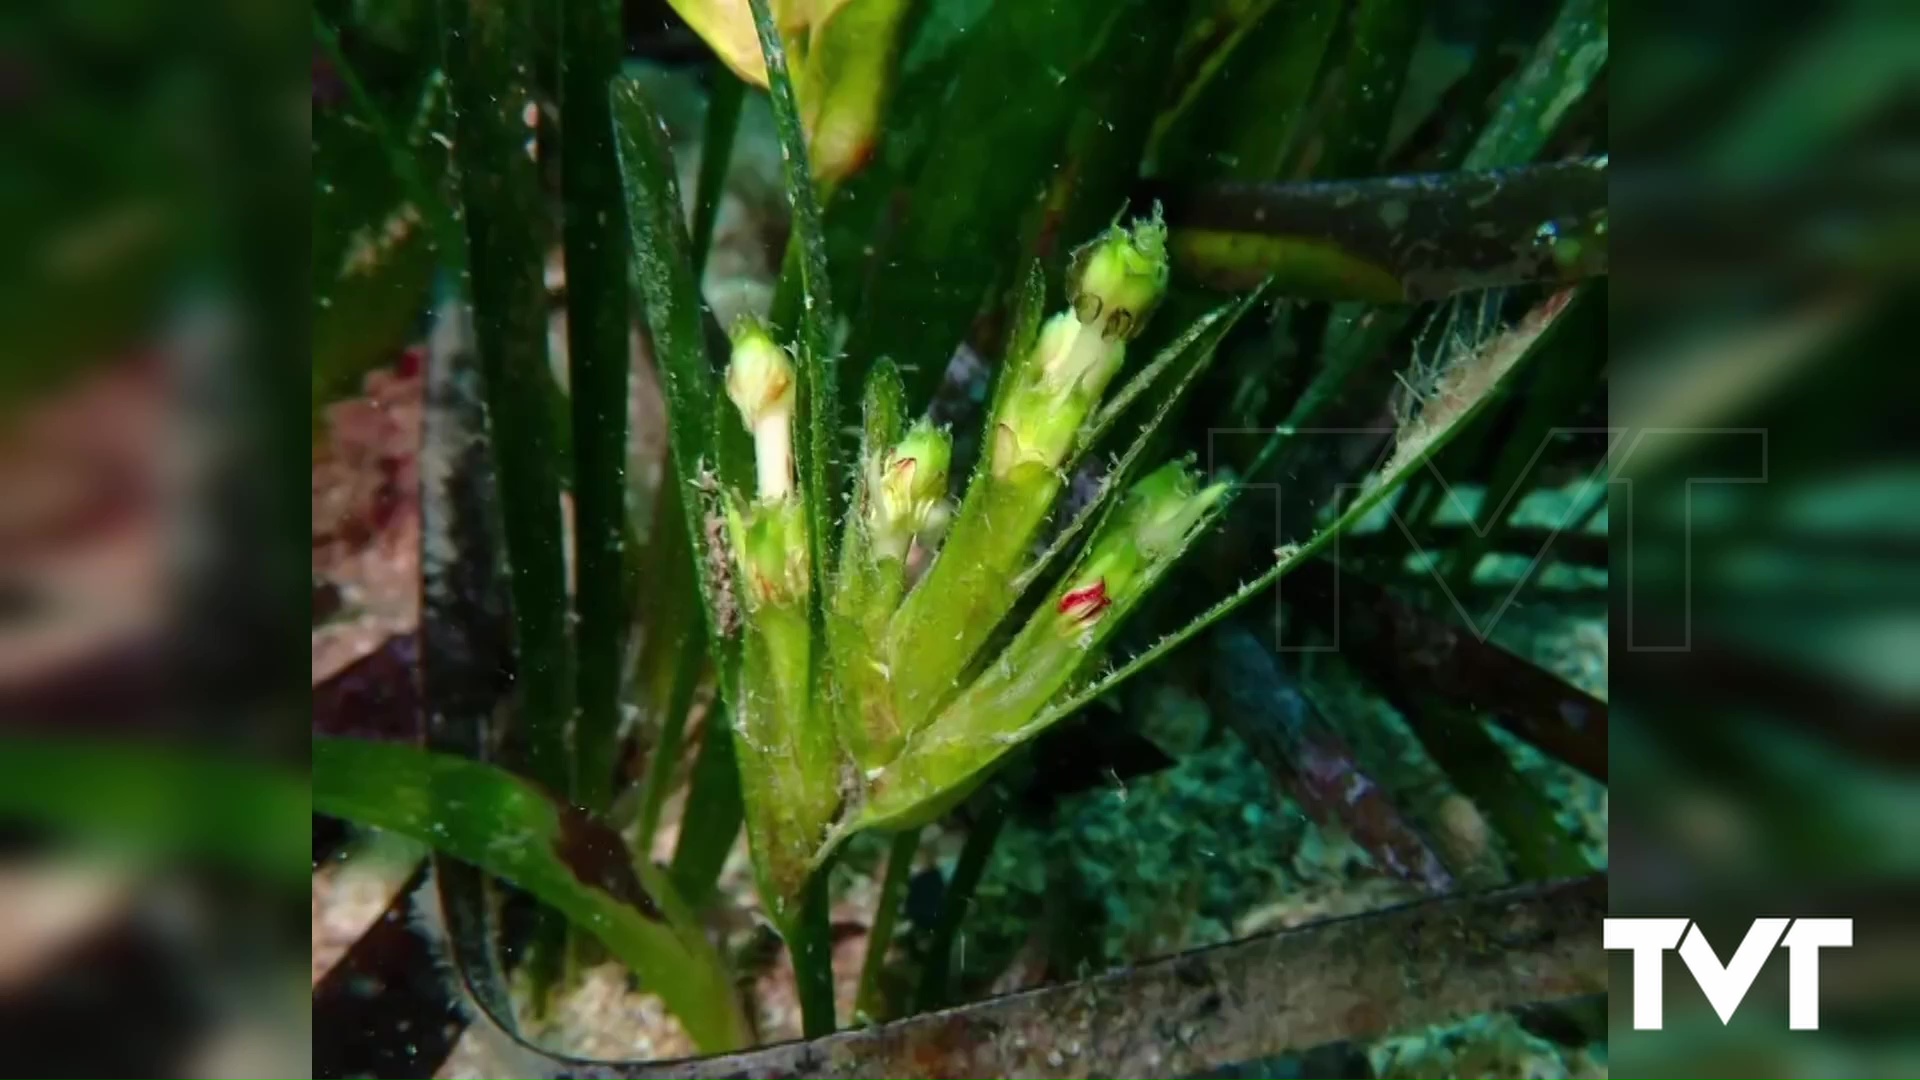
[
  {"x1": 710, "y1": 211, "x2": 1226, "y2": 901},
  {"x1": 882, "y1": 211, "x2": 1173, "y2": 736},
  {"x1": 992, "y1": 211, "x2": 1169, "y2": 479},
  {"x1": 859, "y1": 458, "x2": 1228, "y2": 831},
  {"x1": 865, "y1": 420, "x2": 952, "y2": 563}
]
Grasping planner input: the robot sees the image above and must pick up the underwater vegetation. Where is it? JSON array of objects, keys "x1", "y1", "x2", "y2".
[{"x1": 309, "y1": 0, "x2": 1615, "y2": 1070}]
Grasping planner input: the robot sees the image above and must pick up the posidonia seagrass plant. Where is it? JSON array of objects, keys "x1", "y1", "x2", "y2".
[
  {"x1": 714, "y1": 213, "x2": 1244, "y2": 915},
  {"x1": 311, "y1": 0, "x2": 1609, "y2": 1063},
  {"x1": 608, "y1": 42, "x2": 1576, "y2": 1030}
]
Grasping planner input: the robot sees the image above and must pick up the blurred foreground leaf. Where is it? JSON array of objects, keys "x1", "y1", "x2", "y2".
[
  {"x1": 0, "y1": 737, "x2": 307, "y2": 887},
  {"x1": 310, "y1": 37, "x2": 447, "y2": 430}
]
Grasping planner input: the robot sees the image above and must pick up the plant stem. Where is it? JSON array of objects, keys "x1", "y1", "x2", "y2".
[
  {"x1": 855, "y1": 827, "x2": 920, "y2": 1022},
  {"x1": 1443, "y1": 292, "x2": 1607, "y2": 592},
  {"x1": 1209, "y1": 627, "x2": 1455, "y2": 891},
  {"x1": 548, "y1": 877, "x2": 1603, "y2": 1078},
  {"x1": 1285, "y1": 559, "x2": 1609, "y2": 783},
  {"x1": 1150, "y1": 158, "x2": 1608, "y2": 299},
  {"x1": 915, "y1": 796, "x2": 1008, "y2": 1013},
  {"x1": 790, "y1": 865, "x2": 838, "y2": 1038},
  {"x1": 886, "y1": 465, "x2": 1062, "y2": 728},
  {"x1": 608, "y1": 79, "x2": 723, "y2": 591},
  {"x1": 444, "y1": 0, "x2": 578, "y2": 1006},
  {"x1": 416, "y1": 291, "x2": 526, "y2": 1032},
  {"x1": 611, "y1": 79, "x2": 746, "y2": 726},
  {"x1": 562, "y1": 0, "x2": 633, "y2": 814}
]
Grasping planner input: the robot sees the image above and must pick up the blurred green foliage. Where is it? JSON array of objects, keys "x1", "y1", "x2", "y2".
[
  {"x1": 311, "y1": 5, "x2": 448, "y2": 435},
  {"x1": 0, "y1": 737, "x2": 309, "y2": 887},
  {"x1": 0, "y1": 5, "x2": 202, "y2": 412}
]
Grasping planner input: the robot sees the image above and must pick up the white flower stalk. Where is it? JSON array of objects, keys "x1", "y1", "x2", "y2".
[{"x1": 725, "y1": 320, "x2": 798, "y2": 501}]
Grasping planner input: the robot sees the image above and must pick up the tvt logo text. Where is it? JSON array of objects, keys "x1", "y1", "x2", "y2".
[{"x1": 1604, "y1": 917, "x2": 1852, "y2": 1030}]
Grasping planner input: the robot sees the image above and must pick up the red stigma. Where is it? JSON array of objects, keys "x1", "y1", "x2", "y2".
[{"x1": 1058, "y1": 579, "x2": 1111, "y2": 625}]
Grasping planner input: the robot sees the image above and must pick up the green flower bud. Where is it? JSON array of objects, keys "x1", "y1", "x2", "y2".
[
  {"x1": 867, "y1": 420, "x2": 953, "y2": 561},
  {"x1": 725, "y1": 320, "x2": 797, "y2": 500},
  {"x1": 1128, "y1": 459, "x2": 1230, "y2": 558},
  {"x1": 1067, "y1": 207, "x2": 1169, "y2": 343},
  {"x1": 1052, "y1": 461, "x2": 1226, "y2": 638},
  {"x1": 727, "y1": 496, "x2": 810, "y2": 609}
]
